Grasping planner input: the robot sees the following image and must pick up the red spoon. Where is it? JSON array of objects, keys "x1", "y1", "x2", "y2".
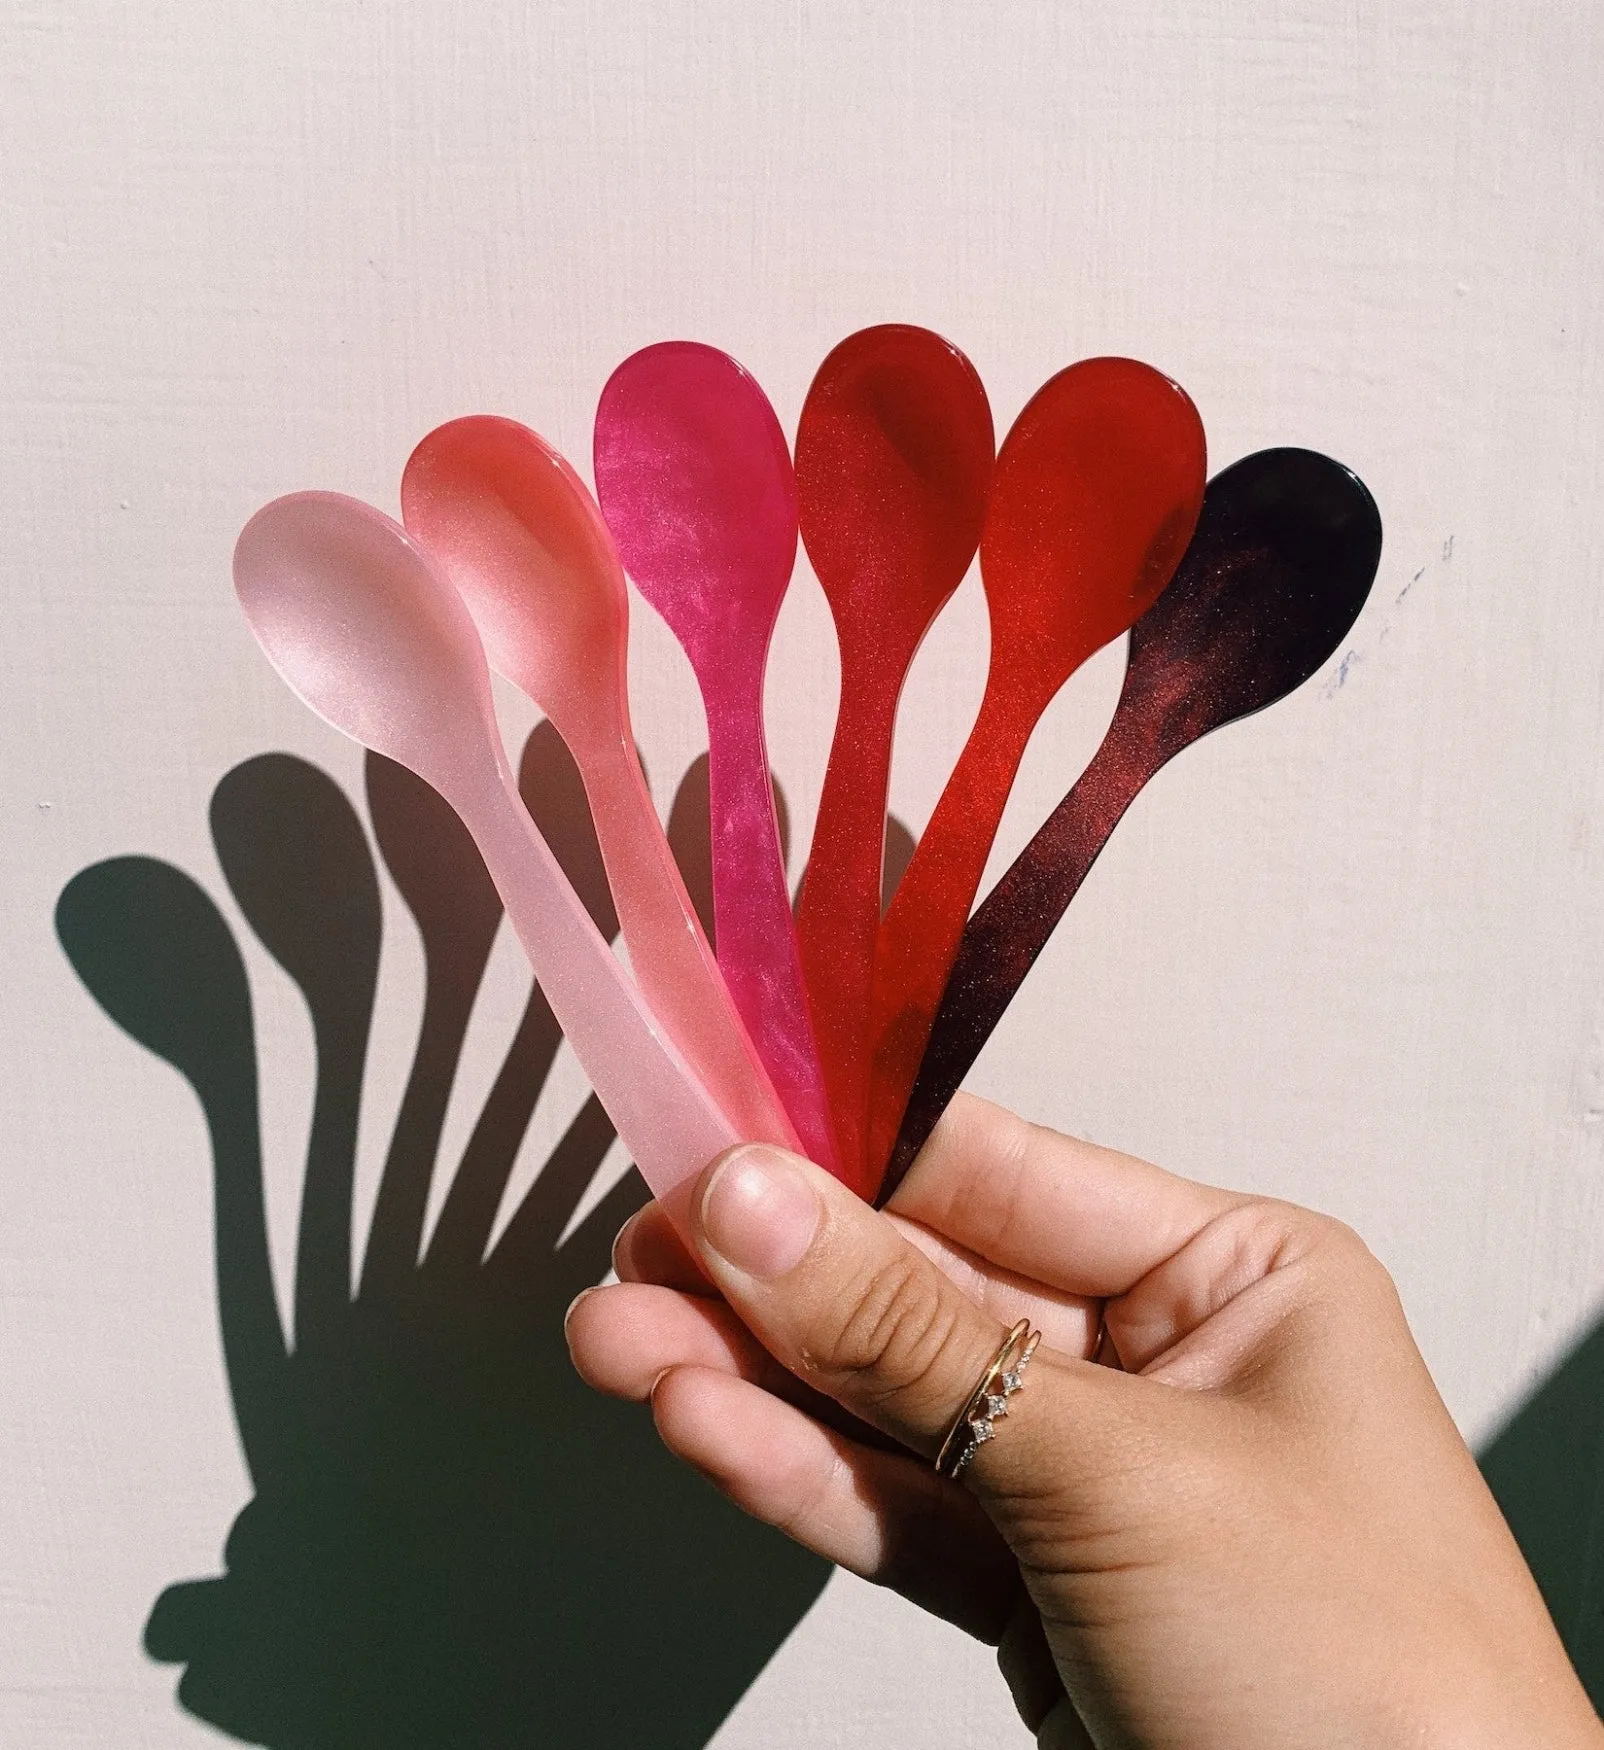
[
  {"x1": 793, "y1": 326, "x2": 993, "y2": 1190},
  {"x1": 862, "y1": 357, "x2": 1207, "y2": 1180}
]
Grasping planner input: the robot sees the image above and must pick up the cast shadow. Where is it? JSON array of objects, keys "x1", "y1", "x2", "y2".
[
  {"x1": 55, "y1": 725, "x2": 830, "y2": 1750},
  {"x1": 665, "y1": 751, "x2": 918, "y2": 932},
  {"x1": 1481, "y1": 1314, "x2": 1604, "y2": 1706}
]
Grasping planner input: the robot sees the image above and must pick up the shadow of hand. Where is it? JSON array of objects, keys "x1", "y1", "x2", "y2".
[{"x1": 56, "y1": 727, "x2": 829, "y2": 1750}]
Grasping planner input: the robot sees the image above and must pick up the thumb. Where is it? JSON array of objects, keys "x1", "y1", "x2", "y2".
[{"x1": 684, "y1": 1142, "x2": 1115, "y2": 1498}]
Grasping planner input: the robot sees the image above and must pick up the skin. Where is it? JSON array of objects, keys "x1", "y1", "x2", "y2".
[{"x1": 566, "y1": 1093, "x2": 1604, "y2": 1749}]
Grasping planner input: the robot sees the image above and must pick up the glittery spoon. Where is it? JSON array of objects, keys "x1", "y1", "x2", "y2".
[
  {"x1": 593, "y1": 342, "x2": 837, "y2": 1174},
  {"x1": 401, "y1": 415, "x2": 798, "y2": 1158},
  {"x1": 233, "y1": 491, "x2": 748, "y2": 1225},
  {"x1": 791, "y1": 325, "x2": 993, "y2": 1192},
  {"x1": 880, "y1": 447, "x2": 1382, "y2": 1198},
  {"x1": 863, "y1": 358, "x2": 1208, "y2": 1181}
]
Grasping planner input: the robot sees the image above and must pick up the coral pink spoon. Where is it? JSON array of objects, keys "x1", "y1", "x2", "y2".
[
  {"x1": 594, "y1": 342, "x2": 839, "y2": 1177},
  {"x1": 401, "y1": 416, "x2": 798, "y2": 1158},
  {"x1": 233, "y1": 491, "x2": 742, "y2": 1226},
  {"x1": 792, "y1": 325, "x2": 994, "y2": 1191},
  {"x1": 863, "y1": 358, "x2": 1208, "y2": 1181}
]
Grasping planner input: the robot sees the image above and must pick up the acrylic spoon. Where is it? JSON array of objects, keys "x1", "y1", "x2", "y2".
[
  {"x1": 594, "y1": 341, "x2": 837, "y2": 1175},
  {"x1": 863, "y1": 357, "x2": 1208, "y2": 1180},
  {"x1": 401, "y1": 416, "x2": 798, "y2": 1160},
  {"x1": 880, "y1": 448, "x2": 1382, "y2": 1199},
  {"x1": 790, "y1": 325, "x2": 993, "y2": 1192},
  {"x1": 233, "y1": 491, "x2": 745, "y2": 1226}
]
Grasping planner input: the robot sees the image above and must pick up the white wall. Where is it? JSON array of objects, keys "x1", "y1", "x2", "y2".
[{"x1": 5, "y1": 2, "x2": 1603, "y2": 1744}]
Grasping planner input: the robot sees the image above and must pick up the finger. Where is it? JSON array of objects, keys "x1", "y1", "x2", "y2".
[
  {"x1": 567, "y1": 1281, "x2": 763, "y2": 1399},
  {"x1": 997, "y1": 1594, "x2": 1072, "y2": 1736},
  {"x1": 650, "y1": 1364, "x2": 1023, "y2": 1641},
  {"x1": 891, "y1": 1092, "x2": 1241, "y2": 1298},
  {"x1": 891, "y1": 1216, "x2": 1101, "y2": 1359},
  {"x1": 683, "y1": 1142, "x2": 1120, "y2": 1493},
  {"x1": 567, "y1": 1278, "x2": 903, "y2": 1451},
  {"x1": 1038, "y1": 1696, "x2": 1098, "y2": 1750},
  {"x1": 612, "y1": 1201, "x2": 717, "y2": 1295}
]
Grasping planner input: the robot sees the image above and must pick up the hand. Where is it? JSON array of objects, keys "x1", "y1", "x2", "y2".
[{"x1": 567, "y1": 1093, "x2": 1604, "y2": 1749}]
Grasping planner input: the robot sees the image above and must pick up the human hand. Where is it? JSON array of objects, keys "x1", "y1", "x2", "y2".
[{"x1": 567, "y1": 1093, "x2": 1604, "y2": 1749}]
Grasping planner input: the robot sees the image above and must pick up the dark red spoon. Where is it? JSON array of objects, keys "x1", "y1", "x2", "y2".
[
  {"x1": 793, "y1": 325, "x2": 993, "y2": 1190},
  {"x1": 879, "y1": 447, "x2": 1382, "y2": 1200}
]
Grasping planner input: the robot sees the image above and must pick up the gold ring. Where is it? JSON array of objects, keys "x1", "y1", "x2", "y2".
[{"x1": 935, "y1": 1318, "x2": 1042, "y2": 1480}]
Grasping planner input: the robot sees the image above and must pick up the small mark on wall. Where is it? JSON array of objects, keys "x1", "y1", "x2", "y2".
[{"x1": 1323, "y1": 537, "x2": 1453, "y2": 698}]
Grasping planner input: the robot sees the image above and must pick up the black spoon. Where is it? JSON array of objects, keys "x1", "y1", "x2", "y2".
[{"x1": 882, "y1": 448, "x2": 1382, "y2": 1200}]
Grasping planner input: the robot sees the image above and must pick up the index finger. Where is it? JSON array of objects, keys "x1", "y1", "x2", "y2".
[{"x1": 888, "y1": 1093, "x2": 1243, "y2": 1299}]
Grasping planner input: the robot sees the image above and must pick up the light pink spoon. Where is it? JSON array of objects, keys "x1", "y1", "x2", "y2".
[
  {"x1": 593, "y1": 342, "x2": 840, "y2": 1177},
  {"x1": 233, "y1": 490, "x2": 742, "y2": 1227},
  {"x1": 400, "y1": 416, "x2": 799, "y2": 1159}
]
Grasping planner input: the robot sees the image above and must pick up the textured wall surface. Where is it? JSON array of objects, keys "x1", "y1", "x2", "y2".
[{"x1": 5, "y1": 2, "x2": 1604, "y2": 1744}]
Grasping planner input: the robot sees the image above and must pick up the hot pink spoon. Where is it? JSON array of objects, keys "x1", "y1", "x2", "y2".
[
  {"x1": 594, "y1": 342, "x2": 839, "y2": 1177},
  {"x1": 233, "y1": 490, "x2": 744, "y2": 1227},
  {"x1": 401, "y1": 416, "x2": 799, "y2": 1159}
]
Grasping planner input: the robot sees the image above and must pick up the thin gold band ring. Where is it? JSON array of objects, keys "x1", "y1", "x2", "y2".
[{"x1": 935, "y1": 1317, "x2": 1042, "y2": 1480}]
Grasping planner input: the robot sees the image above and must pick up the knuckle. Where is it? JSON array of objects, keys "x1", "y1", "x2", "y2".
[{"x1": 809, "y1": 1247, "x2": 962, "y2": 1414}]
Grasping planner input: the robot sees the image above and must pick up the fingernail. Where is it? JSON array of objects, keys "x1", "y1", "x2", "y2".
[
  {"x1": 610, "y1": 1210, "x2": 641, "y2": 1278},
  {"x1": 563, "y1": 1287, "x2": 597, "y2": 1332},
  {"x1": 699, "y1": 1147, "x2": 821, "y2": 1279}
]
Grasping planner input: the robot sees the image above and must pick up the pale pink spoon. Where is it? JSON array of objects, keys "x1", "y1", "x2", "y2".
[
  {"x1": 400, "y1": 416, "x2": 799, "y2": 1159},
  {"x1": 233, "y1": 490, "x2": 742, "y2": 1227},
  {"x1": 593, "y1": 342, "x2": 840, "y2": 1177}
]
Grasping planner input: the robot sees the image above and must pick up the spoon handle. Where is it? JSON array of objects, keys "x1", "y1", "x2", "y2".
[
  {"x1": 795, "y1": 662, "x2": 903, "y2": 1191},
  {"x1": 864, "y1": 680, "x2": 1039, "y2": 1181},
  {"x1": 583, "y1": 731, "x2": 803, "y2": 1156},
  {"x1": 879, "y1": 720, "x2": 1154, "y2": 1201},
  {"x1": 467, "y1": 760, "x2": 741, "y2": 1226},
  {"x1": 704, "y1": 657, "x2": 841, "y2": 1177}
]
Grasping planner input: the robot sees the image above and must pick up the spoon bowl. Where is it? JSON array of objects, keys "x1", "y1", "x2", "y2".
[
  {"x1": 401, "y1": 417, "x2": 625, "y2": 748},
  {"x1": 236, "y1": 493, "x2": 506, "y2": 814}
]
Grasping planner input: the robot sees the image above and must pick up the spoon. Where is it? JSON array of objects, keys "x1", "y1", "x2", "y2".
[
  {"x1": 594, "y1": 341, "x2": 837, "y2": 1175},
  {"x1": 56, "y1": 855, "x2": 290, "y2": 1478},
  {"x1": 401, "y1": 416, "x2": 798, "y2": 1160},
  {"x1": 233, "y1": 491, "x2": 745, "y2": 1226},
  {"x1": 863, "y1": 357, "x2": 1208, "y2": 1181},
  {"x1": 422, "y1": 720, "x2": 617, "y2": 1281},
  {"x1": 358, "y1": 750, "x2": 504, "y2": 1299},
  {"x1": 210, "y1": 753, "x2": 381, "y2": 1342},
  {"x1": 791, "y1": 325, "x2": 994, "y2": 1191},
  {"x1": 880, "y1": 448, "x2": 1383, "y2": 1199}
]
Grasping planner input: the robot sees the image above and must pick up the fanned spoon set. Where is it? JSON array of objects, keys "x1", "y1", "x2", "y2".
[{"x1": 234, "y1": 326, "x2": 1382, "y2": 1227}]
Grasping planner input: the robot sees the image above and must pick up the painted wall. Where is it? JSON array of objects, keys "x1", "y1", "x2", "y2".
[{"x1": 5, "y1": 2, "x2": 1603, "y2": 1743}]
